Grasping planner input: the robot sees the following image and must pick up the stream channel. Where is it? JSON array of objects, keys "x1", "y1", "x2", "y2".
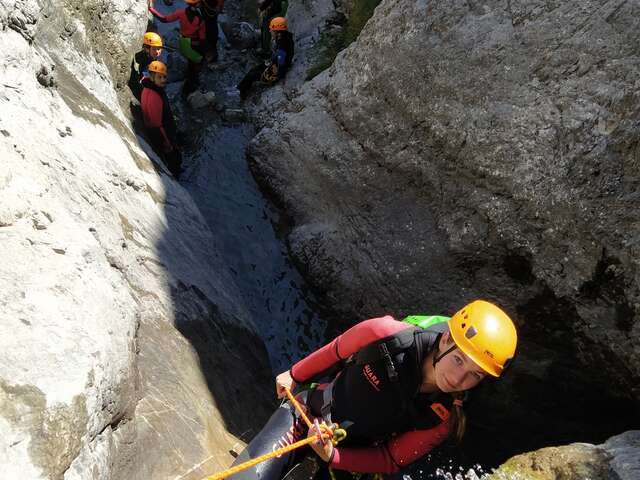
[
  {"x1": 152, "y1": 0, "x2": 324, "y2": 372},
  {"x1": 150, "y1": 2, "x2": 486, "y2": 478}
]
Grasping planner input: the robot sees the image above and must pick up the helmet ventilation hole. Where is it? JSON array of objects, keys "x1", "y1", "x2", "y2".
[{"x1": 465, "y1": 326, "x2": 478, "y2": 339}]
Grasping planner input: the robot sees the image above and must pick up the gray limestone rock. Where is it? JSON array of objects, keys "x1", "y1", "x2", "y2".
[
  {"x1": 0, "y1": 0, "x2": 274, "y2": 478},
  {"x1": 486, "y1": 430, "x2": 640, "y2": 480}
]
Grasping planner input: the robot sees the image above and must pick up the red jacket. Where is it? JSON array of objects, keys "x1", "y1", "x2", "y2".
[
  {"x1": 291, "y1": 316, "x2": 450, "y2": 473},
  {"x1": 150, "y1": 6, "x2": 205, "y2": 41},
  {"x1": 140, "y1": 78, "x2": 177, "y2": 152}
]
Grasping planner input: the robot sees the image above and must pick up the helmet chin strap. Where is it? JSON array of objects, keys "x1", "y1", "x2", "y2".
[{"x1": 433, "y1": 344, "x2": 457, "y2": 367}]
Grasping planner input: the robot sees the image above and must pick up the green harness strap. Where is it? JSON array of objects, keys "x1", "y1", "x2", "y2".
[{"x1": 402, "y1": 315, "x2": 450, "y2": 329}]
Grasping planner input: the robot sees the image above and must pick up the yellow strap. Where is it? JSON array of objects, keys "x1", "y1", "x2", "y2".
[
  {"x1": 205, "y1": 435, "x2": 326, "y2": 480},
  {"x1": 200, "y1": 388, "x2": 347, "y2": 480},
  {"x1": 284, "y1": 388, "x2": 313, "y2": 428}
]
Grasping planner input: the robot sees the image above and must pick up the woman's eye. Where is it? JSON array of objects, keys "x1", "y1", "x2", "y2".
[{"x1": 454, "y1": 356, "x2": 462, "y2": 365}]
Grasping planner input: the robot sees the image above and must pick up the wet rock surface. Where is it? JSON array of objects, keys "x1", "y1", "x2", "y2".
[{"x1": 248, "y1": 0, "x2": 640, "y2": 466}]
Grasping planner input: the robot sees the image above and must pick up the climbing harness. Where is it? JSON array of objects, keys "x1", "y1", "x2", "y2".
[
  {"x1": 200, "y1": 388, "x2": 347, "y2": 480},
  {"x1": 261, "y1": 64, "x2": 278, "y2": 83}
]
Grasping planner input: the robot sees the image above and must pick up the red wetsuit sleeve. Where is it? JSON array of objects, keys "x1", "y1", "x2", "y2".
[
  {"x1": 290, "y1": 316, "x2": 411, "y2": 382},
  {"x1": 330, "y1": 421, "x2": 450, "y2": 473},
  {"x1": 149, "y1": 7, "x2": 181, "y2": 22}
]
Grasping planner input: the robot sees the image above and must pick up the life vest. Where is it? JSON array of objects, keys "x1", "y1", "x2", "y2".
[
  {"x1": 140, "y1": 78, "x2": 178, "y2": 150},
  {"x1": 308, "y1": 317, "x2": 454, "y2": 446}
]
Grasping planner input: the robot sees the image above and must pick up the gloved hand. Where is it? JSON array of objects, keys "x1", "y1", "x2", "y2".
[{"x1": 275, "y1": 370, "x2": 297, "y2": 398}]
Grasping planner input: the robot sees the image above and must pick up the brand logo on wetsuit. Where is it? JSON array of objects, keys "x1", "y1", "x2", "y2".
[
  {"x1": 363, "y1": 364, "x2": 381, "y2": 391},
  {"x1": 272, "y1": 417, "x2": 306, "y2": 457}
]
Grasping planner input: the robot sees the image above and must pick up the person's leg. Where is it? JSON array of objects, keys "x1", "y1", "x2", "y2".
[
  {"x1": 165, "y1": 149, "x2": 183, "y2": 179},
  {"x1": 237, "y1": 64, "x2": 266, "y2": 99},
  {"x1": 205, "y1": 13, "x2": 219, "y2": 61},
  {"x1": 230, "y1": 401, "x2": 306, "y2": 480},
  {"x1": 179, "y1": 37, "x2": 204, "y2": 95}
]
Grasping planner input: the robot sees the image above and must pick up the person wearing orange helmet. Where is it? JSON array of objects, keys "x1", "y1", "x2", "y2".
[
  {"x1": 140, "y1": 61, "x2": 182, "y2": 179},
  {"x1": 237, "y1": 17, "x2": 294, "y2": 100},
  {"x1": 150, "y1": 0, "x2": 206, "y2": 96},
  {"x1": 229, "y1": 300, "x2": 517, "y2": 480},
  {"x1": 257, "y1": 0, "x2": 284, "y2": 53},
  {"x1": 129, "y1": 31, "x2": 164, "y2": 100}
]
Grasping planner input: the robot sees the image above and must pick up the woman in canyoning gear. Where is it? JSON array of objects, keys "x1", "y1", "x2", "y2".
[
  {"x1": 201, "y1": 0, "x2": 225, "y2": 62},
  {"x1": 237, "y1": 17, "x2": 294, "y2": 100},
  {"x1": 140, "y1": 61, "x2": 183, "y2": 179},
  {"x1": 228, "y1": 300, "x2": 518, "y2": 480},
  {"x1": 149, "y1": 0, "x2": 206, "y2": 96},
  {"x1": 129, "y1": 31, "x2": 164, "y2": 101}
]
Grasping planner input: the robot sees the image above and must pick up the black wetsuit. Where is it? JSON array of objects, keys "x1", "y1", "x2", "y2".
[{"x1": 129, "y1": 49, "x2": 153, "y2": 101}]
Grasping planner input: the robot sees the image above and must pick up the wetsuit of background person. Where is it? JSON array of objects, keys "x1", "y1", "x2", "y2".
[
  {"x1": 150, "y1": 0, "x2": 206, "y2": 96},
  {"x1": 129, "y1": 32, "x2": 164, "y2": 101},
  {"x1": 237, "y1": 17, "x2": 294, "y2": 100},
  {"x1": 201, "y1": 0, "x2": 225, "y2": 62},
  {"x1": 257, "y1": 0, "x2": 284, "y2": 53},
  {"x1": 228, "y1": 300, "x2": 518, "y2": 480},
  {"x1": 141, "y1": 61, "x2": 183, "y2": 179}
]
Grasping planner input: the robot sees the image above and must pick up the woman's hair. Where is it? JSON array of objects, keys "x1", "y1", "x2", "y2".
[
  {"x1": 449, "y1": 392, "x2": 466, "y2": 443},
  {"x1": 439, "y1": 333, "x2": 467, "y2": 443}
]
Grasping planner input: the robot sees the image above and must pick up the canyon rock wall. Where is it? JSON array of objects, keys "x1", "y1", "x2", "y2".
[
  {"x1": 248, "y1": 0, "x2": 640, "y2": 460},
  {"x1": 0, "y1": 1, "x2": 273, "y2": 478}
]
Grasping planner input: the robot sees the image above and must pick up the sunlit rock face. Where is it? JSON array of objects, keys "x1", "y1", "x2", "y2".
[
  {"x1": 0, "y1": 1, "x2": 273, "y2": 478},
  {"x1": 248, "y1": 0, "x2": 640, "y2": 462},
  {"x1": 486, "y1": 430, "x2": 640, "y2": 480}
]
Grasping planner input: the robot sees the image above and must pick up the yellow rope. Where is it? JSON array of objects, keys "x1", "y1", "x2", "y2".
[
  {"x1": 205, "y1": 435, "x2": 327, "y2": 480},
  {"x1": 200, "y1": 388, "x2": 346, "y2": 480},
  {"x1": 284, "y1": 388, "x2": 313, "y2": 428}
]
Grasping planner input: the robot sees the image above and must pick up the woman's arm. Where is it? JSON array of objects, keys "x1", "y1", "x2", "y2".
[
  {"x1": 290, "y1": 316, "x2": 411, "y2": 383},
  {"x1": 329, "y1": 421, "x2": 450, "y2": 473},
  {"x1": 149, "y1": 7, "x2": 181, "y2": 22}
]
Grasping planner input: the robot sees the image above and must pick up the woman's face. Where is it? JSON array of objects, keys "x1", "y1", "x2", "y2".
[{"x1": 434, "y1": 333, "x2": 487, "y2": 392}]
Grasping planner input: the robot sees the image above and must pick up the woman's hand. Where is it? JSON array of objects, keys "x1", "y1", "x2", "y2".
[
  {"x1": 275, "y1": 370, "x2": 296, "y2": 398},
  {"x1": 307, "y1": 422, "x2": 334, "y2": 462}
]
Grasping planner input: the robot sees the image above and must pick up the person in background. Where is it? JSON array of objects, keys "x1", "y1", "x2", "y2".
[
  {"x1": 129, "y1": 31, "x2": 164, "y2": 101},
  {"x1": 149, "y1": 0, "x2": 206, "y2": 96},
  {"x1": 140, "y1": 61, "x2": 183, "y2": 179},
  {"x1": 237, "y1": 17, "x2": 294, "y2": 100},
  {"x1": 201, "y1": 0, "x2": 225, "y2": 62},
  {"x1": 257, "y1": 0, "x2": 283, "y2": 53}
]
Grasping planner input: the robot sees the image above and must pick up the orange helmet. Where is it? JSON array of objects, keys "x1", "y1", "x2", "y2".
[
  {"x1": 143, "y1": 31, "x2": 163, "y2": 48},
  {"x1": 185, "y1": 0, "x2": 200, "y2": 4},
  {"x1": 269, "y1": 17, "x2": 288, "y2": 31},
  {"x1": 448, "y1": 300, "x2": 517, "y2": 377},
  {"x1": 148, "y1": 60, "x2": 167, "y2": 76}
]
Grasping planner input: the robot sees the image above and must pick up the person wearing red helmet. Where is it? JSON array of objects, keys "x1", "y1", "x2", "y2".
[{"x1": 229, "y1": 300, "x2": 518, "y2": 480}]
